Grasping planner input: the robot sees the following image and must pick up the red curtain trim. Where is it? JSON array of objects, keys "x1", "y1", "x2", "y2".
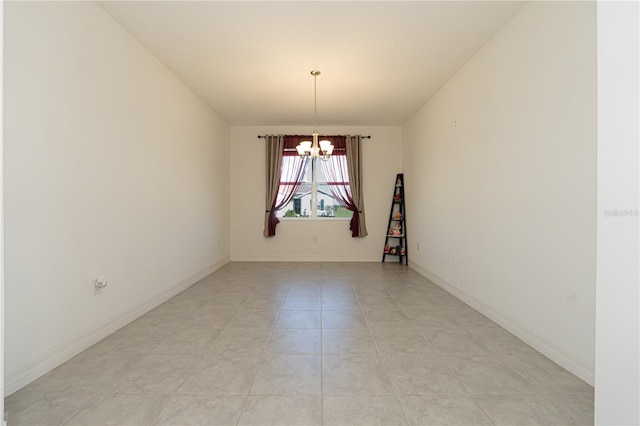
[
  {"x1": 282, "y1": 135, "x2": 347, "y2": 156},
  {"x1": 280, "y1": 181, "x2": 348, "y2": 185}
]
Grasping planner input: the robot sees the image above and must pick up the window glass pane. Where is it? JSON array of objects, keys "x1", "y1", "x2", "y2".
[
  {"x1": 316, "y1": 157, "x2": 352, "y2": 219},
  {"x1": 276, "y1": 154, "x2": 353, "y2": 220},
  {"x1": 317, "y1": 183, "x2": 353, "y2": 218},
  {"x1": 316, "y1": 161, "x2": 328, "y2": 182},
  {"x1": 317, "y1": 156, "x2": 349, "y2": 184},
  {"x1": 276, "y1": 161, "x2": 312, "y2": 218}
]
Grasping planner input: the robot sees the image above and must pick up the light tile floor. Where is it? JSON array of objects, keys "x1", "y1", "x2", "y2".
[{"x1": 5, "y1": 262, "x2": 594, "y2": 425}]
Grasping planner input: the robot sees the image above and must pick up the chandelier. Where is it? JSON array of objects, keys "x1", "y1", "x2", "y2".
[{"x1": 296, "y1": 70, "x2": 334, "y2": 161}]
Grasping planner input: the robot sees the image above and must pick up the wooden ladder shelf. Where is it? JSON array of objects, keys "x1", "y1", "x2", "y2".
[{"x1": 382, "y1": 173, "x2": 408, "y2": 265}]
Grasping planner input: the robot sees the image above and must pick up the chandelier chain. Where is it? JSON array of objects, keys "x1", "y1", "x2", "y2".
[
  {"x1": 296, "y1": 70, "x2": 333, "y2": 161},
  {"x1": 313, "y1": 72, "x2": 318, "y2": 132}
]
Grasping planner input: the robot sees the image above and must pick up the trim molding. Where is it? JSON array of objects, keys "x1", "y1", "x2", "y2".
[
  {"x1": 409, "y1": 261, "x2": 595, "y2": 386},
  {"x1": 4, "y1": 257, "x2": 230, "y2": 395},
  {"x1": 230, "y1": 255, "x2": 379, "y2": 262}
]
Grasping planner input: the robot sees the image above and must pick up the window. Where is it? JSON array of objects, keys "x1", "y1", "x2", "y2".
[
  {"x1": 275, "y1": 137, "x2": 353, "y2": 220},
  {"x1": 264, "y1": 134, "x2": 367, "y2": 238}
]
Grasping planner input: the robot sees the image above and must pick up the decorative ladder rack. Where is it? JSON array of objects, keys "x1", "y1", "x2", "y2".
[{"x1": 382, "y1": 173, "x2": 408, "y2": 265}]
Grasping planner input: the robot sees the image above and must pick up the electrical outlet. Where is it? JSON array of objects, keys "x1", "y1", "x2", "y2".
[{"x1": 94, "y1": 275, "x2": 108, "y2": 295}]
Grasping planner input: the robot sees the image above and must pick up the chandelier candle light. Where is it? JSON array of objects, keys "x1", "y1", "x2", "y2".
[{"x1": 296, "y1": 70, "x2": 334, "y2": 161}]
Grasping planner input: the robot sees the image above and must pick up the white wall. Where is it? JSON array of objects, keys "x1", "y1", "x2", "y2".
[
  {"x1": 3, "y1": 1, "x2": 230, "y2": 394},
  {"x1": 1, "y1": 0, "x2": 5, "y2": 417},
  {"x1": 402, "y1": 1, "x2": 596, "y2": 384},
  {"x1": 230, "y1": 126, "x2": 401, "y2": 262},
  {"x1": 595, "y1": 1, "x2": 640, "y2": 424}
]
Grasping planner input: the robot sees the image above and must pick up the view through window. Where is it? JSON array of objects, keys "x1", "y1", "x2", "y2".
[{"x1": 276, "y1": 156, "x2": 353, "y2": 220}]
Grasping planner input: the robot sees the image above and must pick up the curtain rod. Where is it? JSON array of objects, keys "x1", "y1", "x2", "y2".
[{"x1": 257, "y1": 135, "x2": 371, "y2": 139}]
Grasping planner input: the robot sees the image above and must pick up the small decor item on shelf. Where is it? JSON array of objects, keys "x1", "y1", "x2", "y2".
[
  {"x1": 396, "y1": 178, "x2": 402, "y2": 187},
  {"x1": 392, "y1": 223, "x2": 401, "y2": 236},
  {"x1": 389, "y1": 246, "x2": 398, "y2": 255},
  {"x1": 384, "y1": 243, "x2": 389, "y2": 253},
  {"x1": 393, "y1": 193, "x2": 401, "y2": 202},
  {"x1": 401, "y1": 245, "x2": 406, "y2": 255},
  {"x1": 394, "y1": 211, "x2": 402, "y2": 220}
]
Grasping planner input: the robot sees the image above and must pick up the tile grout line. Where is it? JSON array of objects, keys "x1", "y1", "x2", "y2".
[
  {"x1": 386, "y1": 275, "x2": 478, "y2": 400},
  {"x1": 320, "y1": 282, "x2": 324, "y2": 426},
  {"x1": 377, "y1": 272, "x2": 413, "y2": 424},
  {"x1": 153, "y1": 280, "x2": 235, "y2": 426},
  {"x1": 354, "y1": 276, "x2": 412, "y2": 426},
  {"x1": 235, "y1": 281, "x2": 287, "y2": 426}
]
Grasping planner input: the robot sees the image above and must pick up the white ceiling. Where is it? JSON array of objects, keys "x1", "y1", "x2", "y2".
[{"x1": 98, "y1": 1, "x2": 526, "y2": 126}]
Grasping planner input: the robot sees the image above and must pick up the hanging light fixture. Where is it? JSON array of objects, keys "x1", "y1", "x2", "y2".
[{"x1": 296, "y1": 70, "x2": 334, "y2": 161}]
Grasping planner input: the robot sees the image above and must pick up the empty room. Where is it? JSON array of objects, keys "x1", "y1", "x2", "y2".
[{"x1": 2, "y1": 1, "x2": 638, "y2": 425}]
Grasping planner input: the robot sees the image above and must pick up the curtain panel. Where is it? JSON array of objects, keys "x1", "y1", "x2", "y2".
[
  {"x1": 263, "y1": 135, "x2": 308, "y2": 237},
  {"x1": 320, "y1": 135, "x2": 368, "y2": 237},
  {"x1": 344, "y1": 135, "x2": 368, "y2": 237},
  {"x1": 263, "y1": 135, "x2": 284, "y2": 237}
]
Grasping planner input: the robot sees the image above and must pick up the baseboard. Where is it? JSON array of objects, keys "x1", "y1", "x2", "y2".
[
  {"x1": 409, "y1": 261, "x2": 595, "y2": 386},
  {"x1": 4, "y1": 257, "x2": 230, "y2": 396},
  {"x1": 230, "y1": 255, "x2": 380, "y2": 262}
]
